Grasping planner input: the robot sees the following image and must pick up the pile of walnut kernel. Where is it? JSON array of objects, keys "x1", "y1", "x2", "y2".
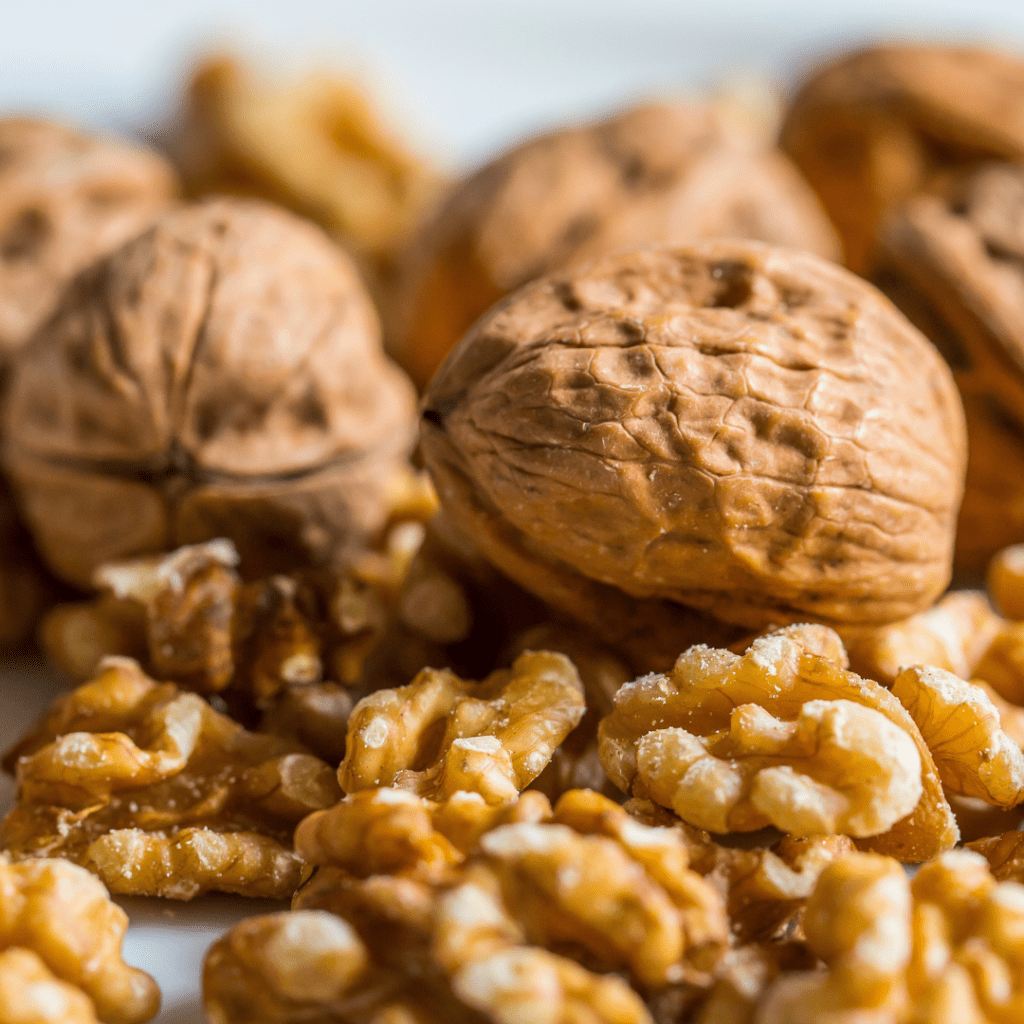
[{"x1": 12, "y1": 40, "x2": 1024, "y2": 1024}]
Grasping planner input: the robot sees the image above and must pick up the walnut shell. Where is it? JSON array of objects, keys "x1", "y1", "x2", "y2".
[
  {"x1": 421, "y1": 241, "x2": 966, "y2": 630},
  {"x1": 0, "y1": 118, "x2": 177, "y2": 358},
  {"x1": 781, "y1": 44, "x2": 1024, "y2": 274},
  {"x1": 873, "y1": 163, "x2": 1024, "y2": 567},
  {"x1": 389, "y1": 101, "x2": 839, "y2": 390},
  {"x1": 3, "y1": 197, "x2": 417, "y2": 586}
]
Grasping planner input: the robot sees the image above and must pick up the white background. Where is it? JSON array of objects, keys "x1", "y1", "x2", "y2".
[{"x1": 3, "y1": 1, "x2": 1024, "y2": 1020}]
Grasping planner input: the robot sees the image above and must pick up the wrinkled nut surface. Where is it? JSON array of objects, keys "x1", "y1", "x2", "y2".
[
  {"x1": 781, "y1": 44, "x2": 1024, "y2": 274},
  {"x1": 757, "y1": 849, "x2": 1024, "y2": 1023},
  {"x1": 0, "y1": 657, "x2": 338, "y2": 899},
  {"x1": 975, "y1": 619, "x2": 1024, "y2": 705},
  {"x1": 874, "y1": 163, "x2": 1024, "y2": 567},
  {"x1": 0, "y1": 117, "x2": 176, "y2": 357},
  {"x1": 389, "y1": 100, "x2": 839, "y2": 389},
  {"x1": 599, "y1": 626, "x2": 958, "y2": 860},
  {"x1": 0, "y1": 856, "x2": 160, "y2": 1024},
  {"x1": 841, "y1": 589, "x2": 1002, "y2": 685},
  {"x1": 3, "y1": 196, "x2": 417, "y2": 586},
  {"x1": 891, "y1": 666, "x2": 1024, "y2": 807},
  {"x1": 213, "y1": 788, "x2": 728, "y2": 1023},
  {"x1": 338, "y1": 651, "x2": 585, "y2": 803},
  {"x1": 422, "y1": 242, "x2": 966, "y2": 633}
]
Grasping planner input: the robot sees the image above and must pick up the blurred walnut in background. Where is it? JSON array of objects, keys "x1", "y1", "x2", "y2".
[
  {"x1": 3, "y1": 196, "x2": 418, "y2": 588},
  {"x1": 781, "y1": 44, "x2": 1024, "y2": 275},
  {"x1": 388, "y1": 99, "x2": 839, "y2": 390},
  {"x1": 164, "y1": 56, "x2": 443, "y2": 289}
]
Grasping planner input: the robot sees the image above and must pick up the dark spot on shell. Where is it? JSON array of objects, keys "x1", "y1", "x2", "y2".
[
  {"x1": 553, "y1": 280, "x2": 583, "y2": 312},
  {"x1": 708, "y1": 260, "x2": 753, "y2": 309},
  {"x1": 1, "y1": 208, "x2": 49, "y2": 261},
  {"x1": 291, "y1": 386, "x2": 329, "y2": 430}
]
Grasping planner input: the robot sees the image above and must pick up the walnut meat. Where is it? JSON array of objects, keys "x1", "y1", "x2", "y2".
[
  {"x1": 1, "y1": 657, "x2": 338, "y2": 899},
  {"x1": 389, "y1": 101, "x2": 839, "y2": 389},
  {"x1": 989, "y1": 543, "x2": 1024, "y2": 620},
  {"x1": 891, "y1": 666, "x2": 1024, "y2": 808},
  {"x1": 421, "y1": 242, "x2": 966, "y2": 636},
  {"x1": 0, "y1": 118, "x2": 176, "y2": 357},
  {"x1": 757, "y1": 849, "x2": 1024, "y2": 1023},
  {"x1": 0, "y1": 856, "x2": 160, "y2": 1024},
  {"x1": 3, "y1": 196, "x2": 417, "y2": 586},
  {"x1": 338, "y1": 651, "x2": 585, "y2": 803},
  {"x1": 780, "y1": 44, "x2": 1024, "y2": 274},
  {"x1": 873, "y1": 163, "x2": 1024, "y2": 566},
  {"x1": 599, "y1": 626, "x2": 958, "y2": 861}
]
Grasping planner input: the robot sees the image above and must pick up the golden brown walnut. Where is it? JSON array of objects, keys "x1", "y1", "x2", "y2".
[
  {"x1": 0, "y1": 856, "x2": 160, "y2": 1024},
  {"x1": 975, "y1": 620, "x2": 1024, "y2": 705},
  {"x1": 421, "y1": 242, "x2": 966, "y2": 638},
  {"x1": 891, "y1": 666, "x2": 1024, "y2": 807},
  {"x1": 989, "y1": 543, "x2": 1024, "y2": 620},
  {"x1": 389, "y1": 101, "x2": 839, "y2": 389},
  {"x1": 231, "y1": 789, "x2": 727, "y2": 1022},
  {"x1": 3, "y1": 196, "x2": 418, "y2": 587},
  {"x1": 1, "y1": 657, "x2": 338, "y2": 899},
  {"x1": 757, "y1": 848, "x2": 1024, "y2": 1023},
  {"x1": 841, "y1": 590, "x2": 1002, "y2": 685},
  {"x1": 338, "y1": 651, "x2": 585, "y2": 803},
  {"x1": 168, "y1": 56, "x2": 442, "y2": 278},
  {"x1": 506, "y1": 623, "x2": 631, "y2": 799},
  {"x1": 873, "y1": 162, "x2": 1024, "y2": 566},
  {"x1": 780, "y1": 44, "x2": 1024, "y2": 274},
  {"x1": 599, "y1": 626, "x2": 958, "y2": 861},
  {"x1": 0, "y1": 117, "x2": 176, "y2": 357}
]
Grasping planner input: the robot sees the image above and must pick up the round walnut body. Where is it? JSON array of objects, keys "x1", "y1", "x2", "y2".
[
  {"x1": 781, "y1": 44, "x2": 1024, "y2": 274},
  {"x1": 389, "y1": 101, "x2": 839, "y2": 390},
  {"x1": 421, "y1": 242, "x2": 967, "y2": 632},
  {"x1": 0, "y1": 117, "x2": 177, "y2": 358},
  {"x1": 874, "y1": 163, "x2": 1024, "y2": 567},
  {"x1": 3, "y1": 197, "x2": 417, "y2": 587}
]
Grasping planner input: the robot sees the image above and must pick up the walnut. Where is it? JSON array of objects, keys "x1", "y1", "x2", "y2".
[
  {"x1": 167, "y1": 56, "x2": 442, "y2": 278},
  {"x1": 974, "y1": 620, "x2": 1024, "y2": 704},
  {"x1": 891, "y1": 666, "x2": 1024, "y2": 807},
  {"x1": 0, "y1": 856, "x2": 160, "y2": 1024},
  {"x1": 841, "y1": 590, "x2": 1002, "y2": 685},
  {"x1": 389, "y1": 101, "x2": 839, "y2": 389},
  {"x1": 3, "y1": 196, "x2": 417, "y2": 587},
  {"x1": 599, "y1": 626, "x2": 958, "y2": 861},
  {"x1": 757, "y1": 848, "x2": 1024, "y2": 1023},
  {"x1": 338, "y1": 651, "x2": 585, "y2": 803},
  {"x1": 989, "y1": 543, "x2": 1024, "y2": 620},
  {"x1": 421, "y1": 242, "x2": 966, "y2": 646},
  {"x1": 966, "y1": 829, "x2": 1024, "y2": 881},
  {"x1": 0, "y1": 118, "x2": 175, "y2": 357},
  {"x1": 873, "y1": 162, "x2": 1024, "y2": 567},
  {"x1": 780, "y1": 44, "x2": 1024, "y2": 274},
  {"x1": 1, "y1": 657, "x2": 338, "y2": 898}
]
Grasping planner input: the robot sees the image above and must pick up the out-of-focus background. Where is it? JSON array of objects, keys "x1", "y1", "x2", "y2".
[{"x1": 4, "y1": 0, "x2": 1024, "y2": 167}]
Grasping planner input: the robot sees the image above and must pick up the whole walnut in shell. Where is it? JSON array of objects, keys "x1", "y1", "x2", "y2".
[
  {"x1": 389, "y1": 100, "x2": 839, "y2": 389},
  {"x1": 3, "y1": 197, "x2": 417, "y2": 586},
  {"x1": 781, "y1": 44, "x2": 1024, "y2": 274},
  {"x1": 421, "y1": 241, "x2": 966, "y2": 633},
  {"x1": 0, "y1": 117, "x2": 176, "y2": 358}
]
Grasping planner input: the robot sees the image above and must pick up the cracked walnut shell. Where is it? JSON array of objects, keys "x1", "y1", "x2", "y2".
[
  {"x1": 2, "y1": 196, "x2": 417, "y2": 586},
  {"x1": 388, "y1": 100, "x2": 839, "y2": 389},
  {"x1": 0, "y1": 118, "x2": 176, "y2": 358},
  {"x1": 599, "y1": 626, "x2": 958, "y2": 860},
  {"x1": 338, "y1": 651, "x2": 585, "y2": 803},
  {"x1": 1, "y1": 656, "x2": 338, "y2": 899},
  {"x1": 421, "y1": 242, "x2": 966, "y2": 633},
  {"x1": 0, "y1": 856, "x2": 159, "y2": 1024}
]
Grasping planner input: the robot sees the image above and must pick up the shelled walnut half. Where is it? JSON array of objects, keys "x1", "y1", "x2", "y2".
[
  {"x1": 1, "y1": 657, "x2": 339, "y2": 899},
  {"x1": 599, "y1": 625, "x2": 957, "y2": 861},
  {"x1": 0, "y1": 855, "x2": 160, "y2": 1024}
]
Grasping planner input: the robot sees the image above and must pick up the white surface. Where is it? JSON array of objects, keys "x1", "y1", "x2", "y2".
[{"x1": 3, "y1": 2, "x2": 1024, "y2": 1020}]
